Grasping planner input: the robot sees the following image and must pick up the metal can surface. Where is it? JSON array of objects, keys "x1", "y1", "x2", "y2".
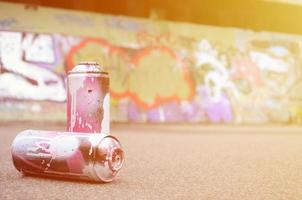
[
  {"x1": 11, "y1": 130, "x2": 124, "y2": 182},
  {"x1": 67, "y1": 61, "x2": 110, "y2": 133}
]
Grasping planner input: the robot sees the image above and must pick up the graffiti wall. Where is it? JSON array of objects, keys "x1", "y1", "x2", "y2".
[{"x1": 1, "y1": 2, "x2": 302, "y2": 123}]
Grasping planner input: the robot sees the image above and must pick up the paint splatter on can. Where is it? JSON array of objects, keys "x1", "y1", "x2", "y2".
[
  {"x1": 11, "y1": 130, "x2": 124, "y2": 183},
  {"x1": 67, "y1": 61, "x2": 110, "y2": 133}
]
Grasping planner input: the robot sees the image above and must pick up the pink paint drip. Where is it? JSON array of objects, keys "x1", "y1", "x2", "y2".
[{"x1": 67, "y1": 74, "x2": 107, "y2": 133}]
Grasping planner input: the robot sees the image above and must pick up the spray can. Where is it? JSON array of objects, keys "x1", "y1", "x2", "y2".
[
  {"x1": 11, "y1": 130, "x2": 124, "y2": 182},
  {"x1": 67, "y1": 61, "x2": 110, "y2": 133}
]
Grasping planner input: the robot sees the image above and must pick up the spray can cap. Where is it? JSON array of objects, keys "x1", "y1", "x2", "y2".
[{"x1": 69, "y1": 61, "x2": 106, "y2": 74}]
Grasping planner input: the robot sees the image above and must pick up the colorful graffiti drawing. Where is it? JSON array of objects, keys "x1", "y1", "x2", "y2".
[{"x1": 1, "y1": 5, "x2": 302, "y2": 123}]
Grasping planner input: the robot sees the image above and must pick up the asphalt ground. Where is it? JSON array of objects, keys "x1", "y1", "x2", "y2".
[{"x1": 1, "y1": 123, "x2": 302, "y2": 199}]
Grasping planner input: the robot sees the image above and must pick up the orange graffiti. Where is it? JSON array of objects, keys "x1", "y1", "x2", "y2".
[
  {"x1": 67, "y1": 38, "x2": 195, "y2": 110},
  {"x1": 66, "y1": 38, "x2": 110, "y2": 72}
]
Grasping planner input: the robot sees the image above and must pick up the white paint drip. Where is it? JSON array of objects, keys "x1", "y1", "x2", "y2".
[
  {"x1": 86, "y1": 122, "x2": 92, "y2": 130},
  {"x1": 79, "y1": 116, "x2": 82, "y2": 125},
  {"x1": 88, "y1": 134, "x2": 103, "y2": 155},
  {"x1": 101, "y1": 93, "x2": 110, "y2": 134},
  {"x1": 69, "y1": 75, "x2": 85, "y2": 131},
  {"x1": 49, "y1": 135, "x2": 79, "y2": 158}
]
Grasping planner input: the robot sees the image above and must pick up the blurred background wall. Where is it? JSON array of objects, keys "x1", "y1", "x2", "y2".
[{"x1": 1, "y1": 1, "x2": 302, "y2": 124}]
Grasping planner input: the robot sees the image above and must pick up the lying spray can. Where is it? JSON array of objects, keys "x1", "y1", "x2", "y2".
[
  {"x1": 11, "y1": 130, "x2": 124, "y2": 182},
  {"x1": 67, "y1": 61, "x2": 110, "y2": 133}
]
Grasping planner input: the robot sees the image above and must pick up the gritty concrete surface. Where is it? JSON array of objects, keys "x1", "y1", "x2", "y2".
[{"x1": 1, "y1": 123, "x2": 302, "y2": 199}]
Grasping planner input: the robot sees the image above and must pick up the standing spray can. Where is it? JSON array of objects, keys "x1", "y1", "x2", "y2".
[
  {"x1": 67, "y1": 61, "x2": 110, "y2": 133},
  {"x1": 11, "y1": 130, "x2": 124, "y2": 182}
]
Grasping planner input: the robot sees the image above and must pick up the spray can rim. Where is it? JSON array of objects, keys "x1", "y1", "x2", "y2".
[
  {"x1": 68, "y1": 61, "x2": 108, "y2": 74},
  {"x1": 92, "y1": 135, "x2": 124, "y2": 182}
]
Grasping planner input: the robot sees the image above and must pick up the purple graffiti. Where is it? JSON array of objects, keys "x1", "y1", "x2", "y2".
[
  {"x1": 127, "y1": 101, "x2": 140, "y2": 122},
  {"x1": 199, "y1": 87, "x2": 233, "y2": 123}
]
